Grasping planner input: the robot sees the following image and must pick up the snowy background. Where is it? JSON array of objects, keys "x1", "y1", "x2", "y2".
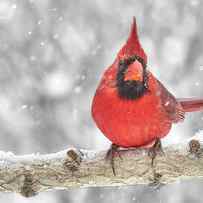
[{"x1": 0, "y1": 0, "x2": 203, "y2": 202}]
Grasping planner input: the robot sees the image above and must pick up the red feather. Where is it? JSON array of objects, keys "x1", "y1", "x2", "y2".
[
  {"x1": 91, "y1": 17, "x2": 203, "y2": 148},
  {"x1": 178, "y1": 98, "x2": 203, "y2": 112},
  {"x1": 118, "y1": 17, "x2": 147, "y2": 63}
]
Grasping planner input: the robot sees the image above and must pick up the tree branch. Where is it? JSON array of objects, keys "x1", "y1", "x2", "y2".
[{"x1": 0, "y1": 136, "x2": 203, "y2": 197}]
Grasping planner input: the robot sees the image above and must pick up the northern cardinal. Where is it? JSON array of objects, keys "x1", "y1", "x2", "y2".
[{"x1": 91, "y1": 17, "x2": 203, "y2": 172}]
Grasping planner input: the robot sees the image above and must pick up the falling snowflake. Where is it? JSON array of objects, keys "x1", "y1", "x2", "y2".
[{"x1": 0, "y1": 1, "x2": 17, "y2": 20}]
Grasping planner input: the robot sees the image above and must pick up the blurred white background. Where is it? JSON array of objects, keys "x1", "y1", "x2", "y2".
[{"x1": 0, "y1": 0, "x2": 203, "y2": 202}]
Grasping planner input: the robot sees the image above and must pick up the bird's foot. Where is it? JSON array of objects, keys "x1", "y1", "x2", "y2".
[
  {"x1": 148, "y1": 170, "x2": 165, "y2": 189},
  {"x1": 148, "y1": 139, "x2": 164, "y2": 167},
  {"x1": 105, "y1": 144, "x2": 122, "y2": 176}
]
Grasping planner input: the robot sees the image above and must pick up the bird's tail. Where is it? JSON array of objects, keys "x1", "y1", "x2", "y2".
[{"x1": 178, "y1": 98, "x2": 203, "y2": 112}]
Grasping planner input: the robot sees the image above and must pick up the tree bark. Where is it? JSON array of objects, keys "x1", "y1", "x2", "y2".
[{"x1": 0, "y1": 138, "x2": 202, "y2": 197}]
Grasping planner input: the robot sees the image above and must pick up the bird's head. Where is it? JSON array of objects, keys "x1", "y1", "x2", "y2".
[{"x1": 115, "y1": 17, "x2": 148, "y2": 100}]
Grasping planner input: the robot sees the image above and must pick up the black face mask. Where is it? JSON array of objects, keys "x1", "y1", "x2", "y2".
[{"x1": 116, "y1": 55, "x2": 148, "y2": 100}]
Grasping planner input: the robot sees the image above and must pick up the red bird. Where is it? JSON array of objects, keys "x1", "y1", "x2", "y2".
[{"x1": 91, "y1": 17, "x2": 203, "y2": 172}]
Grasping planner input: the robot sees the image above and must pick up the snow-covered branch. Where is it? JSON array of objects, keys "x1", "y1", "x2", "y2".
[{"x1": 0, "y1": 135, "x2": 203, "y2": 197}]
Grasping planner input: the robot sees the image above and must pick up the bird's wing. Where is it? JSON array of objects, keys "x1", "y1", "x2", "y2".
[{"x1": 156, "y1": 79, "x2": 185, "y2": 123}]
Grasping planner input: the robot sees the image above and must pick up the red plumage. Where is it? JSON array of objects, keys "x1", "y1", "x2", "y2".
[
  {"x1": 178, "y1": 98, "x2": 203, "y2": 112},
  {"x1": 91, "y1": 18, "x2": 203, "y2": 148}
]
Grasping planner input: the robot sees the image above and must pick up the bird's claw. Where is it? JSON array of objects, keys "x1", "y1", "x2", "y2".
[
  {"x1": 105, "y1": 144, "x2": 122, "y2": 176},
  {"x1": 148, "y1": 171, "x2": 165, "y2": 190}
]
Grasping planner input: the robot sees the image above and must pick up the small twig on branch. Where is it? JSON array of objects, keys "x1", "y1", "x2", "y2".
[{"x1": 0, "y1": 135, "x2": 203, "y2": 197}]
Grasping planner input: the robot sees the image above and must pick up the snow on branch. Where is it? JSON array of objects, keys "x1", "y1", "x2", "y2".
[{"x1": 0, "y1": 133, "x2": 203, "y2": 197}]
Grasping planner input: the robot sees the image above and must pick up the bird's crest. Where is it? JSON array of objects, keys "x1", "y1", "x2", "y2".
[{"x1": 118, "y1": 17, "x2": 147, "y2": 64}]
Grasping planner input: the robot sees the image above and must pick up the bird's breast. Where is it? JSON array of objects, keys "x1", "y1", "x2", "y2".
[{"x1": 92, "y1": 77, "x2": 172, "y2": 147}]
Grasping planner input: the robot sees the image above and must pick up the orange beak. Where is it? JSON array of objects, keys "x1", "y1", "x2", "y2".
[{"x1": 124, "y1": 60, "x2": 143, "y2": 82}]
